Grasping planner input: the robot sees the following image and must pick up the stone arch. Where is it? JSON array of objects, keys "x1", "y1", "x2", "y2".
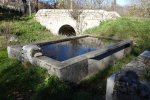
[{"x1": 58, "y1": 25, "x2": 76, "y2": 36}]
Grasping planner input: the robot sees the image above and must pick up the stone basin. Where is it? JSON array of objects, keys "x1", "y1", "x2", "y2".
[{"x1": 7, "y1": 35, "x2": 132, "y2": 83}]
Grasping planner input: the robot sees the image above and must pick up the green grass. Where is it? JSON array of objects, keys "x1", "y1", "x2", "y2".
[
  {"x1": 85, "y1": 17, "x2": 150, "y2": 55},
  {"x1": 0, "y1": 50, "x2": 70, "y2": 100},
  {"x1": 0, "y1": 16, "x2": 60, "y2": 44},
  {"x1": 0, "y1": 36, "x2": 7, "y2": 48},
  {"x1": 0, "y1": 5, "x2": 61, "y2": 45}
]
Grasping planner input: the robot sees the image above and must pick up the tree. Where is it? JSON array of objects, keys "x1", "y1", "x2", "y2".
[
  {"x1": 95, "y1": 0, "x2": 104, "y2": 9},
  {"x1": 69, "y1": 0, "x2": 85, "y2": 34},
  {"x1": 140, "y1": 0, "x2": 150, "y2": 17},
  {"x1": 112, "y1": 0, "x2": 117, "y2": 11},
  {"x1": 35, "y1": 0, "x2": 38, "y2": 12}
]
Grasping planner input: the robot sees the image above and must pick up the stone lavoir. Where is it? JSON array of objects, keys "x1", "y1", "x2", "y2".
[{"x1": 7, "y1": 35, "x2": 132, "y2": 83}]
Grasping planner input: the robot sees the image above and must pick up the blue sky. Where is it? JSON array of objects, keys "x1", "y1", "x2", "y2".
[
  {"x1": 118, "y1": 0, "x2": 139, "y2": 6},
  {"x1": 117, "y1": 0, "x2": 131, "y2": 6}
]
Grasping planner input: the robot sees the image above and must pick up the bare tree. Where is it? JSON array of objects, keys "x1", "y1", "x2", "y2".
[
  {"x1": 70, "y1": 0, "x2": 83, "y2": 20},
  {"x1": 140, "y1": 0, "x2": 150, "y2": 17},
  {"x1": 112, "y1": 0, "x2": 117, "y2": 11},
  {"x1": 70, "y1": 0, "x2": 86, "y2": 34},
  {"x1": 94, "y1": 0, "x2": 104, "y2": 9},
  {"x1": 35, "y1": 0, "x2": 38, "y2": 12}
]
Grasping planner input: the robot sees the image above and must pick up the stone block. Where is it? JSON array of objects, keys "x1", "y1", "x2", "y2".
[
  {"x1": 106, "y1": 74, "x2": 116, "y2": 100},
  {"x1": 106, "y1": 50, "x2": 150, "y2": 100}
]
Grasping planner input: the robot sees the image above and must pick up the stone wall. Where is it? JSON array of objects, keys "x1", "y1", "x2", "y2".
[{"x1": 35, "y1": 9, "x2": 120, "y2": 35}]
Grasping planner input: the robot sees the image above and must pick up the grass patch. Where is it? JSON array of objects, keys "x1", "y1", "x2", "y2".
[
  {"x1": 85, "y1": 17, "x2": 150, "y2": 55},
  {"x1": 0, "y1": 50, "x2": 70, "y2": 100},
  {"x1": 0, "y1": 36, "x2": 7, "y2": 48},
  {"x1": 0, "y1": 6, "x2": 61, "y2": 45},
  {"x1": 0, "y1": 16, "x2": 60, "y2": 44}
]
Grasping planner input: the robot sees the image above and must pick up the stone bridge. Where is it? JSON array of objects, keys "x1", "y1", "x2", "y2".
[{"x1": 35, "y1": 9, "x2": 120, "y2": 36}]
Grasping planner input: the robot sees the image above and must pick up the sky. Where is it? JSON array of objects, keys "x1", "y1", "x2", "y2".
[
  {"x1": 117, "y1": 0, "x2": 139, "y2": 6},
  {"x1": 117, "y1": 0, "x2": 130, "y2": 6}
]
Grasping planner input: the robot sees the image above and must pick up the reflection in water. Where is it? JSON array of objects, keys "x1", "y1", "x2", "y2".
[{"x1": 40, "y1": 40, "x2": 97, "y2": 61}]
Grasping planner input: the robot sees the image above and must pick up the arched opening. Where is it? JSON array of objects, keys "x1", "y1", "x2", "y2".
[{"x1": 58, "y1": 25, "x2": 76, "y2": 36}]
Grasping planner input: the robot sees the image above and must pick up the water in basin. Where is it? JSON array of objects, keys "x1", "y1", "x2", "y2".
[{"x1": 40, "y1": 40, "x2": 97, "y2": 61}]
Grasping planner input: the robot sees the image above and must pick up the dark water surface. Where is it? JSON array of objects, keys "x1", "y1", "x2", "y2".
[{"x1": 40, "y1": 41, "x2": 97, "y2": 61}]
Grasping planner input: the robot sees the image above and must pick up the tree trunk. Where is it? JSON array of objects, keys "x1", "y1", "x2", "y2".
[
  {"x1": 35, "y1": 0, "x2": 38, "y2": 12},
  {"x1": 113, "y1": 0, "x2": 116, "y2": 11},
  {"x1": 22, "y1": 0, "x2": 27, "y2": 14}
]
